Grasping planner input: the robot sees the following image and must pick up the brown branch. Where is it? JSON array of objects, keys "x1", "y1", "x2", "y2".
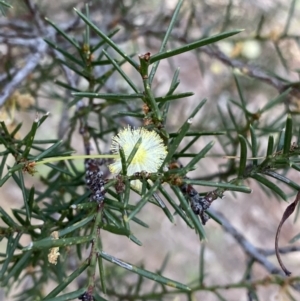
[{"x1": 275, "y1": 191, "x2": 300, "y2": 276}]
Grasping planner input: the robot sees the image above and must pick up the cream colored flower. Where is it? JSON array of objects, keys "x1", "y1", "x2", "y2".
[
  {"x1": 48, "y1": 231, "x2": 60, "y2": 265},
  {"x1": 11, "y1": 91, "x2": 35, "y2": 109},
  {"x1": 109, "y1": 126, "x2": 167, "y2": 191},
  {"x1": 0, "y1": 90, "x2": 35, "y2": 139}
]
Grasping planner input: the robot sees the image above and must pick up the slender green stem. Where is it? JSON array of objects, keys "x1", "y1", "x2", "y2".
[
  {"x1": 87, "y1": 204, "x2": 103, "y2": 294},
  {"x1": 34, "y1": 154, "x2": 119, "y2": 166}
]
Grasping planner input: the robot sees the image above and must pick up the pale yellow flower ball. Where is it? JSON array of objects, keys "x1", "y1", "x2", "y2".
[{"x1": 109, "y1": 126, "x2": 167, "y2": 191}]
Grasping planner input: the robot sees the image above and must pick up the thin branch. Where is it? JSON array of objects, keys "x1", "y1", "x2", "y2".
[
  {"x1": 0, "y1": 36, "x2": 41, "y2": 46},
  {"x1": 134, "y1": 28, "x2": 297, "y2": 95},
  {"x1": 210, "y1": 209, "x2": 284, "y2": 275},
  {"x1": 259, "y1": 245, "x2": 300, "y2": 256},
  {"x1": 200, "y1": 45, "x2": 288, "y2": 92},
  {"x1": 0, "y1": 7, "x2": 82, "y2": 107},
  {"x1": 0, "y1": 19, "x2": 33, "y2": 31},
  {"x1": 0, "y1": 38, "x2": 47, "y2": 106},
  {"x1": 24, "y1": 0, "x2": 45, "y2": 31}
]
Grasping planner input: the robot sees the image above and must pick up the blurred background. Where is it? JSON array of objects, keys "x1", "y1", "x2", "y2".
[{"x1": 1, "y1": 0, "x2": 300, "y2": 300}]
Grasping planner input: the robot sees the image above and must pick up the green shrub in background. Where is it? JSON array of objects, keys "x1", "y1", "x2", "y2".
[{"x1": 1, "y1": 0, "x2": 300, "y2": 300}]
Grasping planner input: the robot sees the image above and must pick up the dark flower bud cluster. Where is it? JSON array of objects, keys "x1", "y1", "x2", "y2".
[
  {"x1": 78, "y1": 291, "x2": 94, "y2": 301},
  {"x1": 85, "y1": 159, "x2": 106, "y2": 203},
  {"x1": 180, "y1": 183, "x2": 219, "y2": 225}
]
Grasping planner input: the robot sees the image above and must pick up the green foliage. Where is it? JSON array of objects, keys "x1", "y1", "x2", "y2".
[
  {"x1": 1, "y1": 1, "x2": 300, "y2": 300},
  {"x1": 0, "y1": 1, "x2": 12, "y2": 15}
]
